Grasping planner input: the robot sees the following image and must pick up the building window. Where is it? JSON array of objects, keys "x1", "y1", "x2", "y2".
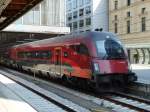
[
  {"x1": 79, "y1": 20, "x2": 84, "y2": 27},
  {"x1": 67, "y1": 13, "x2": 72, "y2": 21},
  {"x1": 127, "y1": 0, "x2": 131, "y2": 6},
  {"x1": 68, "y1": 23, "x2": 72, "y2": 30},
  {"x1": 142, "y1": 8, "x2": 146, "y2": 14},
  {"x1": 141, "y1": 17, "x2": 146, "y2": 32},
  {"x1": 127, "y1": 20, "x2": 130, "y2": 33},
  {"x1": 114, "y1": 15, "x2": 117, "y2": 20},
  {"x1": 79, "y1": 8, "x2": 84, "y2": 16},
  {"x1": 114, "y1": 0, "x2": 118, "y2": 10},
  {"x1": 85, "y1": 0, "x2": 91, "y2": 4},
  {"x1": 127, "y1": 11, "x2": 130, "y2": 17},
  {"x1": 115, "y1": 23, "x2": 118, "y2": 33},
  {"x1": 85, "y1": 6, "x2": 91, "y2": 15},
  {"x1": 86, "y1": 29, "x2": 91, "y2": 32},
  {"x1": 73, "y1": 11, "x2": 78, "y2": 19},
  {"x1": 67, "y1": 3, "x2": 72, "y2": 11},
  {"x1": 86, "y1": 18, "x2": 91, "y2": 26},
  {"x1": 33, "y1": 5, "x2": 40, "y2": 25},
  {"x1": 73, "y1": 0, "x2": 77, "y2": 9},
  {"x1": 79, "y1": 0, "x2": 84, "y2": 6},
  {"x1": 73, "y1": 22, "x2": 78, "y2": 29},
  {"x1": 23, "y1": 11, "x2": 34, "y2": 25}
]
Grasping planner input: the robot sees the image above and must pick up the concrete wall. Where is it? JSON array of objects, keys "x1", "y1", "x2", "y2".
[
  {"x1": 109, "y1": 0, "x2": 150, "y2": 64},
  {"x1": 14, "y1": 0, "x2": 66, "y2": 27}
]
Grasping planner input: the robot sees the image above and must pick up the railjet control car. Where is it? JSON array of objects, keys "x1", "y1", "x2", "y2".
[{"x1": 5, "y1": 32, "x2": 137, "y2": 90}]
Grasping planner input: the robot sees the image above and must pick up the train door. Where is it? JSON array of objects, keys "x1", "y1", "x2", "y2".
[{"x1": 54, "y1": 48, "x2": 62, "y2": 77}]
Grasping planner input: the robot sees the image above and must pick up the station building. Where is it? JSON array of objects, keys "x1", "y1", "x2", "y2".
[
  {"x1": 109, "y1": 0, "x2": 150, "y2": 64},
  {"x1": 0, "y1": 0, "x2": 70, "y2": 55},
  {"x1": 66, "y1": 0, "x2": 109, "y2": 33}
]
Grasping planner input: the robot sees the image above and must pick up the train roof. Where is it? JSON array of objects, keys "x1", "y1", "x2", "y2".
[{"x1": 12, "y1": 31, "x2": 118, "y2": 48}]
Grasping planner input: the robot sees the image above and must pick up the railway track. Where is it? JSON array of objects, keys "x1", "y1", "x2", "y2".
[
  {"x1": 1, "y1": 66, "x2": 150, "y2": 112},
  {"x1": 10, "y1": 77, "x2": 77, "y2": 112},
  {"x1": 0, "y1": 67, "x2": 90, "y2": 112},
  {"x1": 99, "y1": 92, "x2": 150, "y2": 112}
]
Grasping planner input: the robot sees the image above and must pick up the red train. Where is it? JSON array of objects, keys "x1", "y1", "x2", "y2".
[{"x1": 4, "y1": 32, "x2": 137, "y2": 90}]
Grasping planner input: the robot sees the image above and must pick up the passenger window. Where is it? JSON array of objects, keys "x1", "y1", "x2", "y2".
[
  {"x1": 18, "y1": 51, "x2": 52, "y2": 59},
  {"x1": 76, "y1": 44, "x2": 89, "y2": 55},
  {"x1": 26, "y1": 52, "x2": 31, "y2": 58},
  {"x1": 41, "y1": 51, "x2": 52, "y2": 59},
  {"x1": 64, "y1": 52, "x2": 68, "y2": 57},
  {"x1": 18, "y1": 52, "x2": 24, "y2": 58},
  {"x1": 70, "y1": 45, "x2": 76, "y2": 51},
  {"x1": 24, "y1": 52, "x2": 28, "y2": 58}
]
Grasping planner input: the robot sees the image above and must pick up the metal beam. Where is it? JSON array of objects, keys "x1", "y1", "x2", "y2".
[{"x1": 0, "y1": 0, "x2": 43, "y2": 30}]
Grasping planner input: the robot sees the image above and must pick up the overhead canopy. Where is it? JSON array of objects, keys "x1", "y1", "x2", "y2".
[
  {"x1": 0, "y1": 0, "x2": 43, "y2": 30},
  {"x1": 3, "y1": 24, "x2": 70, "y2": 34}
]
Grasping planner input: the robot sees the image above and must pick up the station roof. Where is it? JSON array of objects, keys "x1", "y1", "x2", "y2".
[
  {"x1": 0, "y1": 0, "x2": 43, "y2": 30},
  {"x1": 3, "y1": 24, "x2": 70, "y2": 34}
]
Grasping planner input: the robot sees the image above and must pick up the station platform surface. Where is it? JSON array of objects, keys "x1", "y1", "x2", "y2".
[
  {"x1": 131, "y1": 64, "x2": 150, "y2": 84},
  {"x1": 0, "y1": 72, "x2": 66, "y2": 112},
  {"x1": 0, "y1": 81, "x2": 37, "y2": 112}
]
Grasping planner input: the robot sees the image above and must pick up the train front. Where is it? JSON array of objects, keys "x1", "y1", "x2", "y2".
[{"x1": 90, "y1": 32, "x2": 137, "y2": 89}]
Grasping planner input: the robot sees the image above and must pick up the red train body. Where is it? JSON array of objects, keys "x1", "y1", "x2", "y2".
[{"x1": 6, "y1": 32, "x2": 137, "y2": 90}]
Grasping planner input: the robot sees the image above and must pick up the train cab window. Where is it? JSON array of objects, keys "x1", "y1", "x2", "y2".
[
  {"x1": 96, "y1": 39, "x2": 126, "y2": 59},
  {"x1": 105, "y1": 39, "x2": 126, "y2": 59},
  {"x1": 76, "y1": 44, "x2": 89, "y2": 55}
]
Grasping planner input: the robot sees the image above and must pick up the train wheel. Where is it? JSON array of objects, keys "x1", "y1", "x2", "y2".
[{"x1": 62, "y1": 75, "x2": 68, "y2": 86}]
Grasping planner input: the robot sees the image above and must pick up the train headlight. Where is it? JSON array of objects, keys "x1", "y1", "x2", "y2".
[{"x1": 94, "y1": 63, "x2": 100, "y2": 72}]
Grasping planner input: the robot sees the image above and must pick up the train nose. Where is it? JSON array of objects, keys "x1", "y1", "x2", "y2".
[{"x1": 92, "y1": 59, "x2": 129, "y2": 74}]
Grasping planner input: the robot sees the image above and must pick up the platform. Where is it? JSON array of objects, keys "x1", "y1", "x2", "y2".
[
  {"x1": 0, "y1": 81, "x2": 37, "y2": 112},
  {"x1": 131, "y1": 64, "x2": 150, "y2": 84},
  {"x1": 0, "y1": 73, "x2": 66, "y2": 112}
]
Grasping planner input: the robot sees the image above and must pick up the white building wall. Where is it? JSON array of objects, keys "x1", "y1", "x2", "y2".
[
  {"x1": 92, "y1": 0, "x2": 108, "y2": 31},
  {"x1": 66, "y1": 0, "x2": 108, "y2": 33},
  {"x1": 14, "y1": 0, "x2": 66, "y2": 27}
]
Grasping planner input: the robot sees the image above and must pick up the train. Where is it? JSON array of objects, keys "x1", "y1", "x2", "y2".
[{"x1": 1, "y1": 31, "x2": 137, "y2": 91}]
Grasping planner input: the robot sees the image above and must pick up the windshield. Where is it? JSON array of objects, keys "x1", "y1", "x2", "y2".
[{"x1": 96, "y1": 39, "x2": 126, "y2": 60}]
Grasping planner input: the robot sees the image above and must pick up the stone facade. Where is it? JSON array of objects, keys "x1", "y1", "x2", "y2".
[{"x1": 109, "y1": 0, "x2": 150, "y2": 64}]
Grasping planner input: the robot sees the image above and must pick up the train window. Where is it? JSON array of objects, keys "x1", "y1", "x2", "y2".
[
  {"x1": 64, "y1": 52, "x2": 68, "y2": 57},
  {"x1": 96, "y1": 39, "x2": 126, "y2": 59},
  {"x1": 70, "y1": 45, "x2": 76, "y2": 51},
  {"x1": 30, "y1": 52, "x2": 36, "y2": 58},
  {"x1": 41, "y1": 51, "x2": 52, "y2": 59},
  {"x1": 18, "y1": 51, "x2": 52, "y2": 59},
  {"x1": 35, "y1": 51, "x2": 40, "y2": 58},
  {"x1": 105, "y1": 39, "x2": 126, "y2": 59},
  {"x1": 76, "y1": 44, "x2": 89, "y2": 55},
  {"x1": 26, "y1": 52, "x2": 32, "y2": 58},
  {"x1": 18, "y1": 52, "x2": 24, "y2": 58}
]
